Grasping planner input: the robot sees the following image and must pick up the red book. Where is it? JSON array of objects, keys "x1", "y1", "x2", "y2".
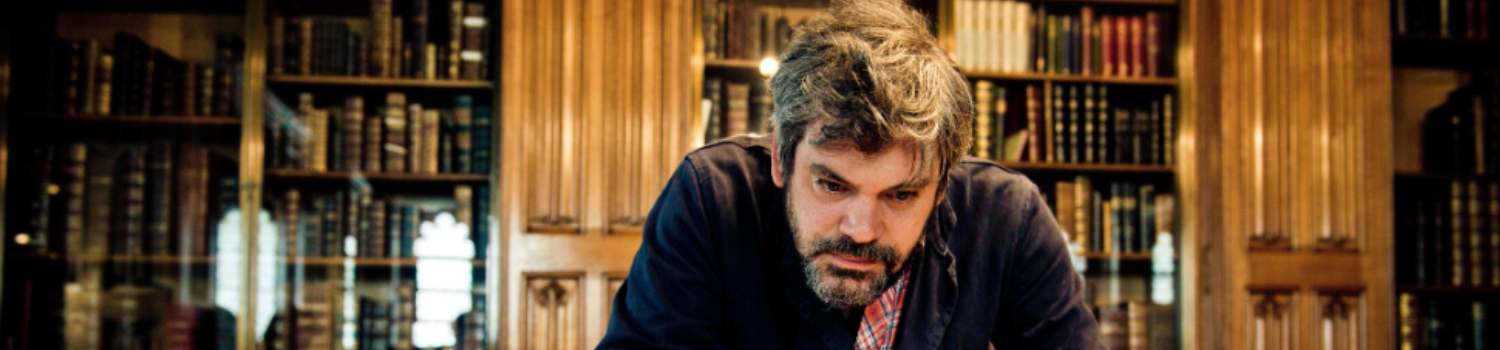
[
  {"x1": 1081, "y1": 7, "x2": 1093, "y2": 76},
  {"x1": 1146, "y1": 12, "x2": 1160, "y2": 77},
  {"x1": 1102, "y1": 16, "x2": 1114, "y2": 77},
  {"x1": 1116, "y1": 16, "x2": 1129, "y2": 76},
  {"x1": 1131, "y1": 16, "x2": 1144, "y2": 77}
]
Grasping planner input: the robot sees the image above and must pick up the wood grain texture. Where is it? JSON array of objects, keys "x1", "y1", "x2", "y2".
[
  {"x1": 501, "y1": 0, "x2": 695, "y2": 347},
  {"x1": 1189, "y1": 0, "x2": 1394, "y2": 347}
]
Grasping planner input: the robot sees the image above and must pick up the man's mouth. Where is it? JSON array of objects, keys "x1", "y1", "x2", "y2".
[{"x1": 825, "y1": 253, "x2": 880, "y2": 269}]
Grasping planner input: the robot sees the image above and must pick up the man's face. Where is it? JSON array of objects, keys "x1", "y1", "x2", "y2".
[{"x1": 772, "y1": 132, "x2": 941, "y2": 309}]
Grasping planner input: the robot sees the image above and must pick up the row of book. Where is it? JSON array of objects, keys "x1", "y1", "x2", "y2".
[
  {"x1": 1395, "y1": 0, "x2": 1493, "y2": 39},
  {"x1": 47, "y1": 33, "x2": 244, "y2": 117},
  {"x1": 1395, "y1": 179, "x2": 1500, "y2": 288},
  {"x1": 953, "y1": 1, "x2": 1169, "y2": 77},
  {"x1": 1398, "y1": 293, "x2": 1493, "y2": 350},
  {"x1": 1052, "y1": 177, "x2": 1174, "y2": 255},
  {"x1": 1093, "y1": 301, "x2": 1175, "y2": 350},
  {"x1": 972, "y1": 82, "x2": 1176, "y2": 165},
  {"x1": 261, "y1": 280, "x2": 488, "y2": 350},
  {"x1": 269, "y1": 0, "x2": 490, "y2": 80},
  {"x1": 273, "y1": 185, "x2": 488, "y2": 259},
  {"x1": 10, "y1": 141, "x2": 237, "y2": 261},
  {"x1": 1421, "y1": 71, "x2": 1500, "y2": 175},
  {"x1": 702, "y1": 0, "x2": 799, "y2": 61},
  {"x1": 701, "y1": 78, "x2": 773, "y2": 142},
  {"x1": 266, "y1": 93, "x2": 493, "y2": 175}
]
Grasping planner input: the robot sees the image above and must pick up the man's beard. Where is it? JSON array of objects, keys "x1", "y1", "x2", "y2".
[{"x1": 788, "y1": 197, "x2": 906, "y2": 309}]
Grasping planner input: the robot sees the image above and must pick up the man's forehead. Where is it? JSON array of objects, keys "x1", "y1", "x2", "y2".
[{"x1": 802, "y1": 140, "x2": 937, "y2": 189}]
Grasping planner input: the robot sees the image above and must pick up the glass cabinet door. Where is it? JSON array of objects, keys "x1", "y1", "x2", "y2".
[{"x1": 1, "y1": 5, "x2": 252, "y2": 349}]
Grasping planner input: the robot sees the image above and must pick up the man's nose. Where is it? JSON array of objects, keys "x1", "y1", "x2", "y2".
[{"x1": 838, "y1": 197, "x2": 879, "y2": 244}]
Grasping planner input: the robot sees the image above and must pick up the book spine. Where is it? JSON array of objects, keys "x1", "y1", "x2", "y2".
[
  {"x1": 412, "y1": 0, "x2": 430, "y2": 78},
  {"x1": 1116, "y1": 17, "x2": 1129, "y2": 76},
  {"x1": 145, "y1": 142, "x2": 173, "y2": 256},
  {"x1": 344, "y1": 96, "x2": 365, "y2": 172},
  {"x1": 455, "y1": 95, "x2": 474, "y2": 173},
  {"x1": 975, "y1": 81, "x2": 994, "y2": 159},
  {"x1": 1098, "y1": 86, "x2": 1111, "y2": 162},
  {"x1": 373, "y1": 0, "x2": 393, "y2": 77},
  {"x1": 1147, "y1": 12, "x2": 1160, "y2": 77},
  {"x1": 385, "y1": 93, "x2": 409, "y2": 173},
  {"x1": 1075, "y1": 176, "x2": 1092, "y2": 248},
  {"x1": 994, "y1": 86, "x2": 1008, "y2": 159},
  {"x1": 1049, "y1": 85, "x2": 1062, "y2": 162},
  {"x1": 1067, "y1": 85, "x2": 1080, "y2": 163},
  {"x1": 408, "y1": 103, "x2": 425, "y2": 172},
  {"x1": 473, "y1": 106, "x2": 493, "y2": 174},
  {"x1": 462, "y1": 2, "x2": 487, "y2": 80},
  {"x1": 1084, "y1": 84, "x2": 1096, "y2": 163},
  {"x1": 1163, "y1": 94, "x2": 1175, "y2": 164},
  {"x1": 1492, "y1": 182, "x2": 1500, "y2": 287},
  {"x1": 1454, "y1": 181, "x2": 1466, "y2": 286},
  {"x1": 366, "y1": 104, "x2": 384, "y2": 173},
  {"x1": 1101, "y1": 16, "x2": 1114, "y2": 77},
  {"x1": 441, "y1": 111, "x2": 456, "y2": 173},
  {"x1": 450, "y1": 0, "x2": 465, "y2": 79},
  {"x1": 387, "y1": 203, "x2": 402, "y2": 258},
  {"x1": 1471, "y1": 181, "x2": 1486, "y2": 285},
  {"x1": 1081, "y1": 7, "x2": 1093, "y2": 76},
  {"x1": 425, "y1": 110, "x2": 441, "y2": 173},
  {"x1": 1026, "y1": 85, "x2": 1041, "y2": 162}
]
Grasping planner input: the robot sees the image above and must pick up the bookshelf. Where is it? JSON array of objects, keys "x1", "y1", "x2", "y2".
[
  {"x1": 0, "y1": 0, "x2": 502, "y2": 349},
  {"x1": 1390, "y1": 0, "x2": 1500, "y2": 347},
  {"x1": 941, "y1": 0, "x2": 1184, "y2": 347},
  {"x1": 0, "y1": 2, "x2": 256, "y2": 349}
]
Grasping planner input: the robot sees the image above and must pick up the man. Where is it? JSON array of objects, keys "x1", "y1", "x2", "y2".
[{"x1": 599, "y1": 0, "x2": 1098, "y2": 348}]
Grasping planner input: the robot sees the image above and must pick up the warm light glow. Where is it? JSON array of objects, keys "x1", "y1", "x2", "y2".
[
  {"x1": 758, "y1": 57, "x2": 779, "y2": 77},
  {"x1": 14, "y1": 233, "x2": 30, "y2": 245},
  {"x1": 463, "y1": 16, "x2": 487, "y2": 28}
]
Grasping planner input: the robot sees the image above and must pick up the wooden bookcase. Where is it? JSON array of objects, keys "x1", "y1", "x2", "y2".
[
  {"x1": 1389, "y1": 0, "x2": 1500, "y2": 347},
  {"x1": 0, "y1": 0, "x2": 504, "y2": 348}
]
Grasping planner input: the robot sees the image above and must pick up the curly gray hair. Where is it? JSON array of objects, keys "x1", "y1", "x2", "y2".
[{"x1": 770, "y1": 0, "x2": 973, "y2": 189}]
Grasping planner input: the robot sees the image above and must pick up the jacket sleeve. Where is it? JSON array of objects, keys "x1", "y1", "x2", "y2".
[
  {"x1": 991, "y1": 184, "x2": 1101, "y2": 349},
  {"x1": 597, "y1": 158, "x2": 729, "y2": 349}
]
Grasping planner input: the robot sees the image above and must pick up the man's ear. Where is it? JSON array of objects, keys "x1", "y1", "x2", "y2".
[{"x1": 770, "y1": 138, "x2": 786, "y2": 188}]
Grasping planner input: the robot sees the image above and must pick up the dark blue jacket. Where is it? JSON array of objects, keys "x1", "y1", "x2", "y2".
[{"x1": 599, "y1": 136, "x2": 1098, "y2": 349}]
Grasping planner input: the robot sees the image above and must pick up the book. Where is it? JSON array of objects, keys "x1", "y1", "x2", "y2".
[
  {"x1": 343, "y1": 96, "x2": 365, "y2": 172},
  {"x1": 473, "y1": 106, "x2": 493, "y2": 174},
  {"x1": 1067, "y1": 85, "x2": 1080, "y2": 162},
  {"x1": 462, "y1": 2, "x2": 488, "y2": 80},
  {"x1": 1084, "y1": 85, "x2": 1096, "y2": 163},
  {"x1": 1453, "y1": 180, "x2": 1466, "y2": 286},
  {"x1": 1049, "y1": 85, "x2": 1061, "y2": 162},
  {"x1": 975, "y1": 80, "x2": 995, "y2": 159},
  {"x1": 385, "y1": 93, "x2": 410, "y2": 172},
  {"x1": 455, "y1": 95, "x2": 474, "y2": 173},
  {"x1": 1026, "y1": 85, "x2": 1041, "y2": 162},
  {"x1": 408, "y1": 102, "x2": 425, "y2": 172},
  {"x1": 726, "y1": 83, "x2": 751, "y2": 137},
  {"x1": 1058, "y1": 181, "x2": 1077, "y2": 242}
]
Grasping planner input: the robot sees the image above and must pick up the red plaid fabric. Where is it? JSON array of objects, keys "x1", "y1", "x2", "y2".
[{"x1": 855, "y1": 270, "x2": 912, "y2": 350}]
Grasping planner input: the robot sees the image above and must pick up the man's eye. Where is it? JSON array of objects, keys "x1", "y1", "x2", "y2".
[
  {"x1": 816, "y1": 179, "x2": 847, "y2": 193},
  {"x1": 891, "y1": 191, "x2": 918, "y2": 202}
]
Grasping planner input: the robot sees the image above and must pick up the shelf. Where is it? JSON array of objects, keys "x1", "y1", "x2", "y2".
[
  {"x1": 283, "y1": 256, "x2": 484, "y2": 267},
  {"x1": 266, "y1": 170, "x2": 489, "y2": 185},
  {"x1": 704, "y1": 59, "x2": 770, "y2": 78},
  {"x1": 74, "y1": 255, "x2": 219, "y2": 264},
  {"x1": 1397, "y1": 285, "x2": 1500, "y2": 295},
  {"x1": 267, "y1": 75, "x2": 495, "y2": 90},
  {"x1": 963, "y1": 70, "x2": 1179, "y2": 86},
  {"x1": 1032, "y1": 0, "x2": 1180, "y2": 7},
  {"x1": 1080, "y1": 252, "x2": 1156, "y2": 261},
  {"x1": 1000, "y1": 161, "x2": 1175, "y2": 175},
  {"x1": 47, "y1": 0, "x2": 246, "y2": 14},
  {"x1": 8, "y1": 115, "x2": 242, "y2": 142},
  {"x1": 1392, "y1": 35, "x2": 1500, "y2": 69},
  {"x1": 1394, "y1": 171, "x2": 1499, "y2": 182}
]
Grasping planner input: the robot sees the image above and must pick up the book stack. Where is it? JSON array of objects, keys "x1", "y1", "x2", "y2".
[
  {"x1": 953, "y1": 1, "x2": 1170, "y2": 78},
  {"x1": 271, "y1": 0, "x2": 490, "y2": 80},
  {"x1": 971, "y1": 81, "x2": 1175, "y2": 165},
  {"x1": 1094, "y1": 301, "x2": 1175, "y2": 350},
  {"x1": 1395, "y1": 0, "x2": 1493, "y2": 38},
  {"x1": 702, "y1": 1, "x2": 800, "y2": 60},
  {"x1": 1395, "y1": 179, "x2": 1500, "y2": 288},
  {"x1": 271, "y1": 185, "x2": 484, "y2": 260},
  {"x1": 266, "y1": 93, "x2": 491, "y2": 174},
  {"x1": 46, "y1": 33, "x2": 244, "y2": 117},
  {"x1": 701, "y1": 78, "x2": 773, "y2": 142},
  {"x1": 1053, "y1": 176, "x2": 1175, "y2": 255},
  {"x1": 1399, "y1": 293, "x2": 1493, "y2": 349}
]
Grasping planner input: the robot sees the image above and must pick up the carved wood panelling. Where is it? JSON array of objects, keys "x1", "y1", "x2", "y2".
[
  {"x1": 1316, "y1": 292, "x2": 1361, "y2": 350},
  {"x1": 1224, "y1": 0, "x2": 1377, "y2": 252},
  {"x1": 1249, "y1": 291, "x2": 1294, "y2": 350},
  {"x1": 525, "y1": 275, "x2": 583, "y2": 350},
  {"x1": 518, "y1": 0, "x2": 584, "y2": 233}
]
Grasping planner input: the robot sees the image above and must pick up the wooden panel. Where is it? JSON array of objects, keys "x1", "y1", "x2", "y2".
[
  {"x1": 501, "y1": 0, "x2": 695, "y2": 347},
  {"x1": 1190, "y1": 0, "x2": 1393, "y2": 346},
  {"x1": 1248, "y1": 291, "x2": 1295, "y2": 350},
  {"x1": 524, "y1": 274, "x2": 584, "y2": 350},
  {"x1": 1316, "y1": 292, "x2": 1361, "y2": 350}
]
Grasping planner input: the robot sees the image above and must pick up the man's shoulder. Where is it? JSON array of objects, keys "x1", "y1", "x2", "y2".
[
  {"x1": 947, "y1": 157, "x2": 1044, "y2": 210},
  {"x1": 681, "y1": 134, "x2": 776, "y2": 184}
]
